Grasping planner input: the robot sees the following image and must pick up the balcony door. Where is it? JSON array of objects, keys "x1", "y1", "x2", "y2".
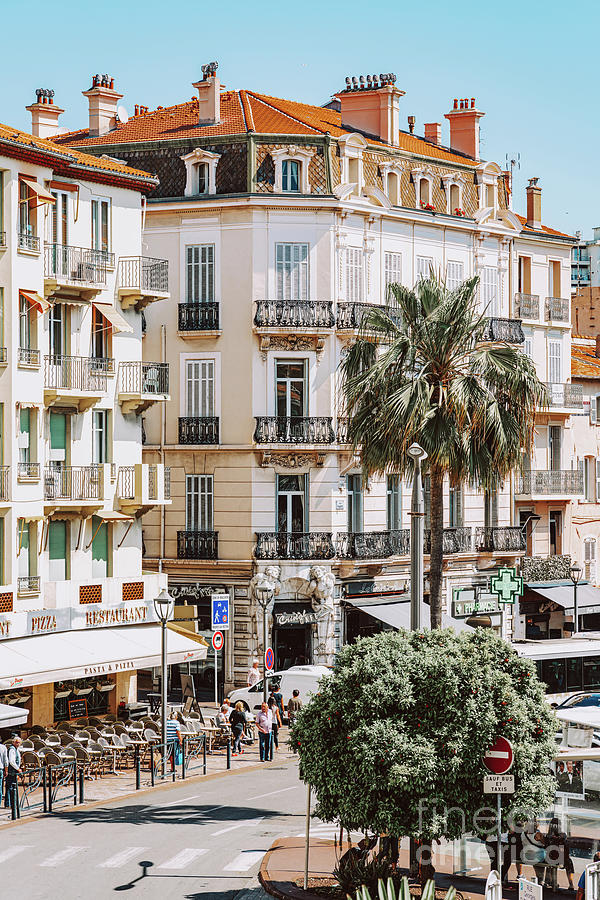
[
  {"x1": 17, "y1": 520, "x2": 32, "y2": 580},
  {"x1": 549, "y1": 425, "x2": 562, "y2": 471},
  {"x1": 549, "y1": 511, "x2": 562, "y2": 556},
  {"x1": 275, "y1": 243, "x2": 308, "y2": 301},
  {"x1": 49, "y1": 303, "x2": 66, "y2": 358},
  {"x1": 186, "y1": 245, "x2": 214, "y2": 305},
  {"x1": 276, "y1": 361, "x2": 306, "y2": 418},
  {"x1": 347, "y1": 474, "x2": 363, "y2": 533},
  {"x1": 277, "y1": 474, "x2": 307, "y2": 533},
  {"x1": 186, "y1": 474, "x2": 213, "y2": 532},
  {"x1": 185, "y1": 360, "x2": 214, "y2": 417}
]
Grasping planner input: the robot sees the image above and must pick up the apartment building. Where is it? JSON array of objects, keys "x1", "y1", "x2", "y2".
[
  {"x1": 0, "y1": 103, "x2": 205, "y2": 726},
  {"x1": 54, "y1": 66, "x2": 576, "y2": 691}
]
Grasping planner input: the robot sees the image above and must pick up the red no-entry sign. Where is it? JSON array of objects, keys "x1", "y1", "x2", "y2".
[
  {"x1": 484, "y1": 736, "x2": 514, "y2": 775},
  {"x1": 212, "y1": 631, "x2": 224, "y2": 651}
]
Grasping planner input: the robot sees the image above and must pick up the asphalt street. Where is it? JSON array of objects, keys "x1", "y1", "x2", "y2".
[{"x1": 0, "y1": 757, "x2": 322, "y2": 900}]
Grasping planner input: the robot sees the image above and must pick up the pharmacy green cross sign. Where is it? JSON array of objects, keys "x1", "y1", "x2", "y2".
[{"x1": 490, "y1": 566, "x2": 524, "y2": 605}]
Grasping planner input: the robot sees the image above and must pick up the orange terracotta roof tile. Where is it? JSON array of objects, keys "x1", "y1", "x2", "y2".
[
  {"x1": 572, "y1": 343, "x2": 600, "y2": 379},
  {"x1": 514, "y1": 213, "x2": 573, "y2": 240}
]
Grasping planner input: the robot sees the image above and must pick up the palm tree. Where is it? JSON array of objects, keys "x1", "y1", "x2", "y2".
[{"x1": 339, "y1": 273, "x2": 547, "y2": 629}]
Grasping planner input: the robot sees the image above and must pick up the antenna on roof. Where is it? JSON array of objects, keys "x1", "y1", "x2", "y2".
[{"x1": 116, "y1": 105, "x2": 129, "y2": 124}]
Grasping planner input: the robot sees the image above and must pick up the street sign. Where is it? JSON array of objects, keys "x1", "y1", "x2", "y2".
[
  {"x1": 519, "y1": 877, "x2": 542, "y2": 900},
  {"x1": 212, "y1": 631, "x2": 224, "y2": 651},
  {"x1": 484, "y1": 774, "x2": 515, "y2": 794},
  {"x1": 484, "y1": 736, "x2": 514, "y2": 774},
  {"x1": 211, "y1": 593, "x2": 230, "y2": 631},
  {"x1": 265, "y1": 647, "x2": 274, "y2": 671},
  {"x1": 491, "y1": 567, "x2": 523, "y2": 605}
]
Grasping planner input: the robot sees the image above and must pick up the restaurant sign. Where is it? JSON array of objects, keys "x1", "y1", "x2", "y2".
[
  {"x1": 0, "y1": 599, "x2": 159, "y2": 642},
  {"x1": 273, "y1": 603, "x2": 319, "y2": 626}
]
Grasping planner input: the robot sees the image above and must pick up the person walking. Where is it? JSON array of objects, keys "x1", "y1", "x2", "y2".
[
  {"x1": 544, "y1": 816, "x2": 575, "y2": 891},
  {"x1": 5, "y1": 737, "x2": 22, "y2": 812},
  {"x1": 268, "y1": 696, "x2": 282, "y2": 760},
  {"x1": 256, "y1": 702, "x2": 273, "y2": 762},
  {"x1": 287, "y1": 689, "x2": 303, "y2": 727},
  {"x1": 165, "y1": 711, "x2": 182, "y2": 766},
  {"x1": 230, "y1": 701, "x2": 246, "y2": 756},
  {"x1": 269, "y1": 682, "x2": 284, "y2": 722},
  {"x1": 247, "y1": 660, "x2": 260, "y2": 687}
]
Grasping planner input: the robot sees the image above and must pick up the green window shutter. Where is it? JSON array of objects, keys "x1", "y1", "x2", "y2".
[
  {"x1": 20, "y1": 408, "x2": 30, "y2": 435},
  {"x1": 50, "y1": 412, "x2": 66, "y2": 450},
  {"x1": 49, "y1": 521, "x2": 66, "y2": 560}
]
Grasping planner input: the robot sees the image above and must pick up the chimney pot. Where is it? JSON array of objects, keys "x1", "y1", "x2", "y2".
[
  {"x1": 192, "y1": 61, "x2": 222, "y2": 125},
  {"x1": 453, "y1": 98, "x2": 458, "y2": 109},
  {"x1": 444, "y1": 98, "x2": 485, "y2": 159},
  {"x1": 82, "y1": 75, "x2": 123, "y2": 136},
  {"x1": 526, "y1": 177, "x2": 542, "y2": 230}
]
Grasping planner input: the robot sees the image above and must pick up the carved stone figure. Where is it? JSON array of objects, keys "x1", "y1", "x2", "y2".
[
  {"x1": 250, "y1": 566, "x2": 281, "y2": 604},
  {"x1": 307, "y1": 566, "x2": 336, "y2": 666}
]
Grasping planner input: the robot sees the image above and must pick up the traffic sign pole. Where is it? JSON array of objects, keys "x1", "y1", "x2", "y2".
[
  {"x1": 496, "y1": 793, "x2": 501, "y2": 887},
  {"x1": 211, "y1": 631, "x2": 224, "y2": 709},
  {"x1": 214, "y1": 644, "x2": 218, "y2": 708}
]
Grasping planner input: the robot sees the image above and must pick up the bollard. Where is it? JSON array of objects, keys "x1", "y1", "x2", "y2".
[
  {"x1": 135, "y1": 747, "x2": 141, "y2": 791},
  {"x1": 79, "y1": 768, "x2": 84, "y2": 805},
  {"x1": 73, "y1": 763, "x2": 78, "y2": 806},
  {"x1": 182, "y1": 738, "x2": 186, "y2": 780},
  {"x1": 48, "y1": 766, "x2": 53, "y2": 813},
  {"x1": 150, "y1": 748, "x2": 155, "y2": 787},
  {"x1": 10, "y1": 785, "x2": 17, "y2": 820},
  {"x1": 42, "y1": 767, "x2": 47, "y2": 814},
  {"x1": 226, "y1": 738, "x2": 231, "y2": 770},
  {"x1": 171, "y1": 744, "x2": 176, "y2": 783},
  {"x1": 203, "y1": 734, "x2": 207, "y2": 775}
]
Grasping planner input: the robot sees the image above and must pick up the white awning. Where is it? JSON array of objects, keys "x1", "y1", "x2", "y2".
[
  {"x1": 0, "y1": 703, "x2": 29, "y2": 729},
  {"x1": 345, "y1": 595, "x2": 474, "y2": 633},
  {"x1": 94, "y1": 302, "x2": 133, "y2": 334},
  {"x1": 21, "y1": 178, "x2": 55, "y2": 206},
  {"x1": 0, "y1": 624, "x2": 207, "y2": 689},
  {"x1": 528, "y1": 583, "x2": 600, "y2": 615}
]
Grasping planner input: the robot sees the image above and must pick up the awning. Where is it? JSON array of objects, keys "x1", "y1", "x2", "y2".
[
  {"x1": 0, "y1": 624, "x2": 207, "y2": 689},
  {"x1": 527, "y1": 583, "x2": 600, "y2": 615},
  {"x1": 21, "y1": 178, "x2": 55, "y2": 206},
  {"x1": 94, "y1": 302, "x2": 133, "y2": 334},
  {"x1": 95, "y1": 510, "x2": 133, "y2": 522},
  {"x1": 167, "y1": 622, "x2": 209, "y2": 647},
  {"x1": 0, "y1": 703, "x2": 29, "y2": 729},
  {"x1": 20, "y1": 290, "x2": 52, "y2": 314},
  {"x1": 345, "y1": 595, "x2": 473, "y2": 634}
]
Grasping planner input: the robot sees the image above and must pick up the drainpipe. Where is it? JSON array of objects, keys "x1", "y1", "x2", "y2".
[{"x1": 160, "y1": 323, "x2": 166, "y2": 561}]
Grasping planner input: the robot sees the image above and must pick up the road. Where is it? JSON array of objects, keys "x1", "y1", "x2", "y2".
[{"x1": 0, "y1": 757, "x2": 327, "y2": 900}]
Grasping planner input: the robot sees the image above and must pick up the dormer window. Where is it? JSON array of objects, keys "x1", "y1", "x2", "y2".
[
  {"x1": 337, "y1": 134, "x2": 368, "y2": 199},
  {"x1": 419, "y1": 179, "x2": 430, "y2": 206},
  {"x1": 442, "y1": 172, "x2": 465, "y2": 215},
  {"x1": 272, "y1": 147, "x2": 314, "y2": 194},
  {"x1": 476, "y1": 161, "x2": 502, "y2": 215},
  {"x1": 412, "y1": 166, "x2": 435, "y2": 211},
  {"x1": 380, "y1": 161, "x2": 403, "y2": 206},
  {"x1": 181, "y1": 147, "x2": 220, "y2": 197},
  {"x1": 450, "y1": 184, "x2": 460, "y2": 211}
]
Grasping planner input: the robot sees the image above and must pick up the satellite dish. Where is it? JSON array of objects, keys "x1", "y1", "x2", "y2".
[{"x1": 117, "y1": 105, "x2": 129, "y2": 124}]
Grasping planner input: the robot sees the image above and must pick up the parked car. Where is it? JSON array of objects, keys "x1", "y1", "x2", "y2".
[
  {"x1": 553, "y1": 692, "x2": 600, "y2": 710},
  {"x1": 228, "y1": 664, "x2": 330, "y2": 719}
]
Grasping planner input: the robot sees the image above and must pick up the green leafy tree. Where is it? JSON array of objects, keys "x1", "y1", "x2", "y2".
[
  {"x1": 340, "y1": 275, "x2": 547, "y2": 628},
  {"x1": 291, "y1": 629, "x2": 556, "y2": 843}
]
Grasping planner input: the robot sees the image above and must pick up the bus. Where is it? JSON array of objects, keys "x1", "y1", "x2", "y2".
[{"x1": 514, "y1": 635, "x2": 600, "y2": 704}]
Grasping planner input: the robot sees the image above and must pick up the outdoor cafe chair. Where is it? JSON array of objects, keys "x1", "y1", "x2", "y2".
[
  {"x1": 60, "y1": 748, "x2": 77, "y2": 762},
  {"x1": 59, "y1": 734, "x2": 74, "y2": 747},
  {"x1": 30, "y1": 725, "x2": 47, "y2": 736},
  {"x1": 104, "y1": 714, "x2": 117, "y2": 723},
  {"x1": 21, "y1": 750, "x2": 41, "y2": 769},
  {"x1": 74, "y1": 718, "x2": 89, "y2": 726},
  {"x1": 88, "y1": 717, "x2": 103, "y2": 727},
  {"x1": 21, "y1": 739, "x2": 34, "y2": 750},
  {"x1": 46, "y1": 735, "x2": 61, "y2": 747}
]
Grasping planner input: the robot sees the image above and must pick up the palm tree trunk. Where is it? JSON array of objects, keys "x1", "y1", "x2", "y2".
[{"x1": 429, "y1": 467, "x2": 444, "y2": 629}]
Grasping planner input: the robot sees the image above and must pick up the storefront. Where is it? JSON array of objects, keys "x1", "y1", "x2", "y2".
[
  {"x1": 522, "y1": 581, "x2": 600, "y2": 638},
  {"x1": 344, "y1": 590, "x2": 474, "y2": 642},
  {"x1": 272, "y1": 603, "x2": 317, "y2": 670}
]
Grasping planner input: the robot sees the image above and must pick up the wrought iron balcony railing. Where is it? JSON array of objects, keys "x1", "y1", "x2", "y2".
[
  {"x1": 336, "y1": 302, "x2": 398, "y2": 330},
  {"x1": 117, "y1": 466, "x2": 135, "y2": 500},
  {"x1": 178, "y1": 302, "x2": 220, "y2": 331},
  {"x1": 254, "y1": 416, "x2": 334, "y2": 444},
  {"x1": 544, "y1": 383, "x2": 583, "y2": 408},
  {"x1": 517, "y1": 470, "x2": 584, "y2": 495},
  {"x1": 44, "y1": 465, "x2": 102, "y2": 501},
  {"x1": 44, "y1": 355, "x2": 107, "y2": 393},
  {"x1": 254, "y1": 300, "x2": 334, "y2": 328},
  {"x1": 336, "y1": 529, "x2": 410, "y2": 559},
  {"x1": 148, "y1": 465, "x2": 171, "y2": 501},
  {"x1": 118, "y1": 256, "x2": 168, "y2": 293},
  {"x1": 177, "y1": 531, "x2": 218, "y2": 560},
  {"x1": 18, "y1": 575, "x2": 41, "y2": 594},
  {"x1": 18, "y1": 462, "x2": 40, "y2": 480},
  {"x1": 119, "y1": 361, "x2": 169, "y2": 395},
  {"x1": 18, "y1": 348, "x2": 40, "y2": 366},
  {"x1": 337, "y1": 418, "x2": 349, "y2": 443},
  {"x1": 178, "y1": 417, "x2": 219, "y2": 444},
  {"x1": 0, "y1": 467, "x2": 9, "y2": 501},
  {"x1": 18, "y1": 232, "x2": 40, "y2": 252},
  {"x1": 44, "y1": 243, "x2": 107, "y2": 285},
  {"x1": 424, "y1": 527, "x2": 472, "y2": 554},
  {"x1": 255, "y1": 532, "x2": 335, "y2": 560},
  {"x1": 514, "y1": 293, "x2": 539, "y2": 320},
  {"x1": 475, "y1": 526, "x2": 526, "y2": 553},
  {"x1": 545, "y1": 297, "x2": 569, "y2": 322},
  {"x1": 481, "y1": 317, "x2": 525, "y2": 344},
  {"x1": 0, "y1": 232, "x2": 6, "y2": 249},
  {"x1": 90, "y1": 357, "x2": 115, "y2": 376}
]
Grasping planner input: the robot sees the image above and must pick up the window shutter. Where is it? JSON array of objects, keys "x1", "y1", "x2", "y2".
[
  {"x1": 548, "y1": 340, "x2": 562, "y2": 384},
  {"x1": 596, "y1": 460, "x2": 600, "y2": 502},
  {"x1": 482, "y1": 266, "x2": 498, "y2": 316},
  {"x1": 416, "y1": 256, "x2": 433, "y2": 281},
  {"x1": 346, "y1": 249, "x2": 363, "y2": 303},
  {"x1": 49, "y1": 412, "x2": 66, "y2": 451},
  {"x1": 49, "y1": 520, "x2": 66, "y2": 560},
  {"x1": 384, "y1": 252, "x2": 402, "y2": 299},
  {"x1": 186, "y1": 246, "x2": 196, "y2": 302},
  {"x1": 592, "y1": 396, "x2": 599, "y2": 424},
  {"x1": 187, "y1": 474, "x2": 213, "y2": 531},
  {"x1": 446, "y1": 261, "x2": 464, "y2": 291}
]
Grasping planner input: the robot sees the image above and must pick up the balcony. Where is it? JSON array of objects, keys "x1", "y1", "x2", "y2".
[
  {"x1": 254, "y1": 300, "x2": 334, "y2": 330},
  {"x1": 254, "y1": 417, "x2": 335, "y2": 444},
  {"x1": 44, "y1": 244, "x2": 106, "y2": 301},
  {"x1": 481, "y1": 317, "x2": 525, "y2": 344},
  {"x1": 178, "y1": 303, "x2": 220, "y2": 336},
  {"x1": 177, "y1": 531, "x2": 218, "y2": 560},
  {"x1": 118, "y1": 362, "x2": 169, "y2": 415},
  {"x1": 0, "y1": 467, "x2": 9, "y2": 501},
  {"x1": 44, "y1": 465, "x2": 103, "y2": 514},
  {"x1": 255, "y1": 532, "x2": 335, "y2": 560},
  {"x1": 544, "y1": 383, "x2": 583, "y2": 410},
  {"x1": 337, "y1": 418, "x2": 349, "y2": 444},
  {"x1": 18, "y1": 348, "x2": 40, "y2": 367},
  {"x1": 118, "y1": 463, "x2": 170, "y2": 513},
  {"x1": 44, "y1": 355, "x2": 106, "y2": 411},
  {"x1": 516, "y1": 469, "x2": 584, "y2": 497},
  {"x1": 475, "y1": 526, "x2": 526, "y2": 553},
  {"x1": 424, "y1": 527, "x2": 472, "y2": 554},
  {"x1": 18, "y1": 232, "x2": 40, "y2": 253},
  {"x1": 117, "y1": 257, "x2": 169, "y2": 310},
  {"x1": 178, "y1": 417, "x2": 219, "y2": 445},
  {"x1": 336, "y1": 302, "x2": 397, "y2": 331},
  {"x1": 18, "y1": 462, "x2": 40, "y2": 482},
  {"x1": 545, "y1": 297, "x2": 569, "y2": 323},
  {"x1": 17, "y1": 576, "x2": 41, "y2": 596},
  {"x1": 514, "y1": 293, "x2": 539, "y2": 320},
  {"x1": 336, "y1": 529, "x2": 410, "y2": 560}
]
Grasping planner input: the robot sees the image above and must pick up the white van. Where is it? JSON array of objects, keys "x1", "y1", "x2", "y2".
[{"x1": 228, "y1": 665, "x2": 330, "y2": 719}]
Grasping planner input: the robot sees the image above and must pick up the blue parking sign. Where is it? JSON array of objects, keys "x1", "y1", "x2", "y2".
[{"x1": 211, "y1": 594, "x2": 230, "y2": 631}]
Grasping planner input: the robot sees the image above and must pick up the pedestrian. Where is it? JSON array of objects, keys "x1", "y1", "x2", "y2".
[
  {"x1": 230, "y1": 701, "x2": 246, "y2": 756},
  {"x1": 166, "y1": 711, "x2": 182, "y2": 766},
  {"x1": 0, "y1": 741, "x2": 7, "y2": 808},
  {"x1": 247, "y1": 660, "x2": 260, "y2": 687},
  {"x1": 520, "y1": 818, "x2": 547, "y2": 885},
  {"x1": 222, "y1": 698, "x2": 232, "y2": 720},
  {"x1": 256, "y1": 702, "x2": 273, "y2": 762},
  {"x1": 502, "y1": 819, "x2": 525, "y2": 885},
  {"x1": 268, "y1": 696, "x2": 282, "y2": 760},
  {"x1": 576, "y1": 851, "x2": 600, "y2": 900},
  {"x1": 544, "y1": 816, "x2": 575, "y2": 891},
  {"x1": 5, "y1": 737, "x2": 22, "y2": 812},
  {"x1": 287, "y1": 689, "x2": 303, "y2": 727},
  {"x1": 216, "y1": 705, "x2": 230, "y2": 729},
  {"x1": 269, "y1": 681, "x2": 284, "y2": 722}
]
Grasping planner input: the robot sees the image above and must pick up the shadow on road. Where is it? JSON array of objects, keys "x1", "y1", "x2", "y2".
[
  {"x1": 56, "y1": 803, "x2": 282, "y2": 828},
  {"x1": 111, "y1": 858, "x2": 268, "y2": 898}
]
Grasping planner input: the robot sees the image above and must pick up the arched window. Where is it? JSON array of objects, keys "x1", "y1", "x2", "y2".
[
  {"x1": 388, "y1": 171, "x2": 399, "y2": 206},
  {"x1": 419, "y1": 179, "x2": 430, "y2": 206},
  {"x1": 282, "y1": 159, "x2": 299, "y2": 192},
  {"x1": 196, "y1": 162, "x2": 209, "y2": 194},
  {"x1": 450, "y1": 183, "x2": 460, "y2": 212}
]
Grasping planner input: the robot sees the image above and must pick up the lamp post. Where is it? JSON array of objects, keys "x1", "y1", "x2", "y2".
[
  {"x1": 570, "y1": 563, "x2": 582, "y2": 634},
  {"x1": 254, "y1": 584, "x2": 274, "y2": 704},
  {"x1": 153, "y1": 587, "x2": 174, "y2": 774},
  {"x1": 408, "y1": 443, "x2": 428, "y2": 632}
]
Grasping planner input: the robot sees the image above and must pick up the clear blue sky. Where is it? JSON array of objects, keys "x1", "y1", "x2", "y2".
[{"x1": 2, "y1": 0, "x2": 596, "y2": 237}]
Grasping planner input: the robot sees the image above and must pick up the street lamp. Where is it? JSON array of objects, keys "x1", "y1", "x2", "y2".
[
  {"x1": 570, "y1": 563, "x2": 582, "y2": 635},
  {"x1": 153, "y1": 587, "x2": 174, "y2": 772},
  {"x1": 254, "y1": 584, "x2": 274, "y2": 704},
  {"x1": 408, "y1": 443, "x2": 428, "y2": 632}
]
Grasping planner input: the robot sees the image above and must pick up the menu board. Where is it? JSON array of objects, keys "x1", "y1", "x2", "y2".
[{"x1": 67, "y1": 698, "x2": 88, "y2": 720}]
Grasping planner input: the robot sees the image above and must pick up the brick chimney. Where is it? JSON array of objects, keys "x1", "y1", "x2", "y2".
[
  {"x1": 192, "y1": 61, "x2": 222, "y2": 125},
  {"x1": 424, "y1": 122, "x2": 441, "y2": 145},
  {"x1": 444, "y1": 98, "x2": 485, "y2": 159},
  {"x1": 335, "y1": 73, "x2": 405, "y2": 147},
  {"x1": 526, "y1": 177, "x2": 542, "y2": 230},
  {"x1": 26, "y1": 89, "x2": 64, "y2": 138},
  {"x1": 82, "y1": 74, "x2": 123, "y2": 137}
]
